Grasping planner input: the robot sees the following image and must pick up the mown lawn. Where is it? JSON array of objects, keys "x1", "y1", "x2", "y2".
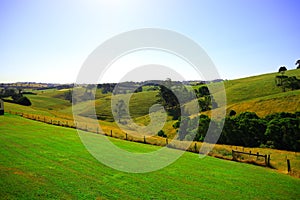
[{"x1": 0, "y1": 114, "x2": 299, "y2": 199}]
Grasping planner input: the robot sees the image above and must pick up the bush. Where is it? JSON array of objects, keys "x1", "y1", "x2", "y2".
[
  {"x1": 16, "y1": 96, "x2": 31, "y2": 106},
  {"x1": 229, "y1": 110, "x2": 236, "y2": 116},
  {"x1": 157, "y1": 130, "x2": 167, "y2": 138}
]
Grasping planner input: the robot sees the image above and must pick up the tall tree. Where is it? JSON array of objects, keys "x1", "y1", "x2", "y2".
[
  {"x1": 157, "y1": 79, "x2": 181, "y2": 120},
  {"x1": 278, "y1": 66, "x2": 287, "y2": 74},
  {"x1": 114, "y1": 99, "x2": 129, "y2": 124}
]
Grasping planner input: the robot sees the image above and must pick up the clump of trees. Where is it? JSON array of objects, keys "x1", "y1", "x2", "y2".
[
  {"x1": 0, "y1": 88, "x2": 32, "y2": 106},
  {"x1": 173, "y1": 111, "x2": 300, "y2": 151},
  {"x1": 157, "y1": 78, "x2": 195, "y2": 120},
  {"x1": 275, "y1": 61, "x2": 300, "y2": 91},
  {"x1": 156, "y1": 79, "x2": 218, "y2": 120},
  {"x1": 194, "y1": 86, "x2": 218, "y2": 111}
]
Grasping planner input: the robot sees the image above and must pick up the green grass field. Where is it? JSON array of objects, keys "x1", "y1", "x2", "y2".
[
  {"x1": 222, "y1": 69, "x2": 300, "y2": 116},
  {"x1": 0, "y1": 114, "x2": 299, "y2": 199}
]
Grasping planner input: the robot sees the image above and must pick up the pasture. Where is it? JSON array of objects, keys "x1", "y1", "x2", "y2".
[{"x1": 0, "y1": 114, "x2": 299, "y2": 199}]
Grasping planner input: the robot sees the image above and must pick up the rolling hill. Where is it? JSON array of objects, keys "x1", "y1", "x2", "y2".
[{"x1": 0, "y1": 114, "x2": 299, "y2": 199}]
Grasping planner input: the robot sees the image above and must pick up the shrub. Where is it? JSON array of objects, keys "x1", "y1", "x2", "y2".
[
  {"x1": 157, "y1": 130, "x2": 167, "y2": 138},
  {"x1": 16, "y1": 96, "x2": 31, "y2": 106}
]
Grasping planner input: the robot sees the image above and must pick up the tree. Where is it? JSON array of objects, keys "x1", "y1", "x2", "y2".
[
  {"x1": 229, "y1": 110, "x2": 236, "y2": 117},
  {"x1": 194, "y1": 115, "x2": 210, "y2": 142},
  {"x1": 296, "y1": 59, "x2": 300, "y2": 69},
  {"x1": 157, "y1": 80, "x2": 181, "y2": 120},
  {"x1": 157, "y1": 130, "x2": 167, "y2": 138},
  {"x1": 64, "y1": 90, "x2": 73, "y2": 103},
  {"x1": 265, "y1": 117, "x2": 300, "y2": 151},
  {"x1": 114, "y1": 99, "x2": 129, "y2": 124},
  {"x1": 198, "y1": 86, "x2": 210, "y2": 97},
  {"x1": 276, "y1": 66, "x2": 288, "y2": 91},
  {"x1": 177, "y1": 116, "x2": 190, "y2": 140},
  {"x1": 198, "y1": 95, "x2": 217, "y2": 111},
  {"x1": 278, "y1": 66, "x2": 287, "y2": 74},
  {"x1": 16, "y1": 96, "x2": 31, "y2": 106}
]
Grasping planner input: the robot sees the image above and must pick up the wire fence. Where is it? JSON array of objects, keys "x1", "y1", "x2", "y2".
[{"x1": 6, "y1": 110, "x2": 285, "y2": 171}]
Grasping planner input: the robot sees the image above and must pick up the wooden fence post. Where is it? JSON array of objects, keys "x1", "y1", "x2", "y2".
[
  {"x1": 110, "y1": 130, "x2": 112, "y2": 137},
  {"x1": 287, "y1": 159, "x2": 291, "y2": 173},
  {"x1": 267, "y1": 155, "x2": 270, "y2": 167},
  {"x1": 166, "y1": 138, "x2": 168, "y2": 145},
  {"x1": 256, "y1": 152, "x2": 259, "y2": 160},
  {"x1": 125, "y1": 133, "x2": 127, "y2": 140},
  {"x1": 194, "y1": 143, "x2": 197, "y2": 152},
  {"x1": 264, "y1": 155, "x2": 267, "y2": 166}
]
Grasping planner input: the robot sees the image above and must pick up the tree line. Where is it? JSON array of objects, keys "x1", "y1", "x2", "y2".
[
  {"x1": 172, "y1": 111, "x2": 300, "y2": 152},
  {"x1": 0, "y1": 88, "x2": 32, "y2": 106}
]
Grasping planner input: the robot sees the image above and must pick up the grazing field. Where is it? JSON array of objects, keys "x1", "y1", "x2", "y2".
[
  {"x1": 0, "y1": 114, "x2": 299, "y2": 199},
  {"x1": 222, "y1": 69, "x2": 300, "y2": 116},
  {"x1": 4, "y1": 69, "x2": 300, "y2": 121}
]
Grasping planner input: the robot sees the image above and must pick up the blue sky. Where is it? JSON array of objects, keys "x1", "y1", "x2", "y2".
[{"x1": 0, "y1": 0, "x2": 299, "y2": 83}]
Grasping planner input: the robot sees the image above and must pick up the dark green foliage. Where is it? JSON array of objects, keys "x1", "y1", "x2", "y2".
[
  {"x1": 0, "y1": 88, "x2": 17, "y2": 98},
  {"x1": 174, "y1": 111, "x2": 300, "y2": 151},
  {"x1": 229, "y1": 110, "x2": 236, "y2": 116},
  {"x1": 177, "y1": 116, "x2": 190, "y2": 140},
  {"x1": 275, "y1": 75, "x2": 288, "y2": 86},
  {"x1": 64, "y1": 90, "x2": 73, "y2": 103},
  {"x1": 194, "y1": 86, "x2": 218, "y2": 111},
  {"x1": 157, "y1": 84, "x2": 179, "y2": 119},
  {"x1": 98, "y1": 83, "x2": 116, "y2": 94},
  {"x1": 114, "y1": 99, "x2": 129, "y2": 124},
  {"x1": 284, "y1": 76, "x2": 300, "y2": 90},
  {"x1": 221, "y1": 112, "x2": 299, "y2": 151},
  {"x1": 0, "y1": 88, "x2": 32, "y2": 106},
  {"x1": 157, "y1": 130, "x2": 167, "y2": 138},
  {"x1": 233, "y1": 112, "x2": 267, "y2": 147},
  {"x1": 278, "y1": 66, "x2": 287, "y2": 73},
  {"x1": 195, "y1": 115, "x2": 210, "y2": 142},
  {"x1": 12, "y1": 93, "x2": 23, "y2": 101},
  {"x1": 198, "y1": 86, "x2": 210, "y2": 97},
  {"x1": 16, "y1": 96, "x2": 31, "y2": 106},
  {"x1": 264, "y1": 113, "x2": 300, "y2": 151}
]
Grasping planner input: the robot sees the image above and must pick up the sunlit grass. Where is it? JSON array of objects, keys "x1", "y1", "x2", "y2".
[{"x1": 0, "y1": 114, "x2": 299, "y2": 199}]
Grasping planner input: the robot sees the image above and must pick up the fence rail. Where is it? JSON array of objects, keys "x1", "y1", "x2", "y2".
[
  {"x1": 232, "y1": 150, "x2": 270, "y2": 166},
  {"x1": 6, "y1": 110, "x2": 278, "y2": 170}
]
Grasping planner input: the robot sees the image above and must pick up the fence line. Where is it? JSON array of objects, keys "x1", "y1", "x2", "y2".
[
  {"x1": 6, "y1": 110, "x2": 277, "y2": 170},
  {"x1": 232, "y1": 150, "x2": 270, "y2": 166}
]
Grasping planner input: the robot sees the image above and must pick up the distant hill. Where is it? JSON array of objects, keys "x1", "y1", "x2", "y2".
[
  {"x1": 222, "y1": 69, "x2": 300, "y2": 116},
  {"x1": 3, "y1": 69, "x2": 300, "y2": 121}
]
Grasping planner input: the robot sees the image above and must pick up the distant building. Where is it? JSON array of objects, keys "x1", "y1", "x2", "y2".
[{"x1": 0, "y1": 99, "x2": 4, "y2": 115}]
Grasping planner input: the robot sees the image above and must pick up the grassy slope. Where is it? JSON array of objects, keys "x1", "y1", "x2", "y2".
[
  {"x1": 6, "y1": 69, "x2": 299, "y2": 120},
  {"x1": 223, "y1": 69, "x2": 300, "y2": 116},
  {"x1": 0, "y1": 114, "x2": 300, "y2": 199}
]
